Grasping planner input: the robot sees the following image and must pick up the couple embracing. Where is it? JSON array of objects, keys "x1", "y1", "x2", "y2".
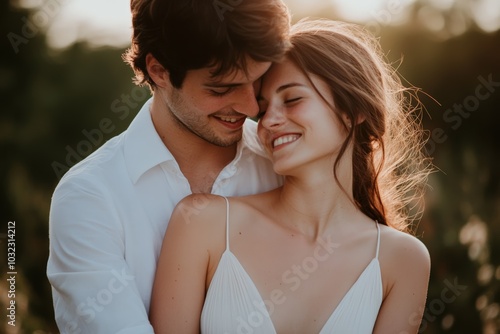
[{"x1": 47, "y1": 1, "x2": 431, "y2": 333}]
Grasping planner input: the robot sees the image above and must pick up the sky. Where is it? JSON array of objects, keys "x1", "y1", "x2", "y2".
[{"x1": 17, "y1": 0, "x2": 500, "y2": 49}]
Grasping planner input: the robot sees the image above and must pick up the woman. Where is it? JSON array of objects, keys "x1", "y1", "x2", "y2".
[{"x1": 150, "y1": 19, "x2": 431, "y2": 333}]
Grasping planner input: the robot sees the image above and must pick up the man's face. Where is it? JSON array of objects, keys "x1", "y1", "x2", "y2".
[{"x1": 159, "y1": 58, "x2": 271, "y2": 147}]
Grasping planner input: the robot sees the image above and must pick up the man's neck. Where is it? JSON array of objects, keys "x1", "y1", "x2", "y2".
[{"x1": 171, "y1": 141, "x2": 237, "y2": 194}]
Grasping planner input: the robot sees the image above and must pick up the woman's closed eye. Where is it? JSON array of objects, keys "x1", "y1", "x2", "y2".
[{"x1": 284, "y1": 97, "x2": 302, "y2": 104}]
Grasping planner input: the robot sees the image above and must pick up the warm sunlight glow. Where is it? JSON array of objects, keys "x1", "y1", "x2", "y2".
[
  {"x1": 332, "y1": 0, "x2": 397, "y2": 22},
  {"x1": 45, "y1": 0, "x2": 132, "y2": 49},
  {"x1": 24, "y1": 0, "x2": 500, "y2": 49}
]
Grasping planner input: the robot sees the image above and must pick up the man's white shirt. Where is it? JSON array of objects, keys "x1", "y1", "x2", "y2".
[{"x1": 47, "y1": 98, "x2": 282, "y2": 333}]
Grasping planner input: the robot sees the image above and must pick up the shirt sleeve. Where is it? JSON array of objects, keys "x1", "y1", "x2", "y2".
[{"x1": 47, "y1": 175, "x2": 154, "y2": 334}]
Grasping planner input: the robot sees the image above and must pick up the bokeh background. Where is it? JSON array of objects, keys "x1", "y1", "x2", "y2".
[{"x1": 1, "y1": 0, "x2": 499, "y2": 333}]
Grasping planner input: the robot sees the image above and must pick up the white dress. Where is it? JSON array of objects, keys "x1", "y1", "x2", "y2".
[{"x1": 200, "y1": 197, "x2": 383, "y2": 333}]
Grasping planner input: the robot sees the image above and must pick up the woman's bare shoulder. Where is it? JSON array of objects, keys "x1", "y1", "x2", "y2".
[
  {"x1": 379, "y1": 225, "x2": 430, "y2": 263},
  {"x1": 228, "y1": 188, "x2": 281, "y2": 211},
  {"x1": 173, "y1": 193, "x2": 228, "y2": 219},
  {"x1": 378, "y1": 225, "x2": 431, "y2": 283},
  {"x1": 168, "y1": 194, "x2": 229, "y2": 244}
]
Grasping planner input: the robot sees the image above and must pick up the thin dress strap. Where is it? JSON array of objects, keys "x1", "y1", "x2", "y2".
[
  {"x1": 222, "y1": 196, "x2": 230, "y2": 251},
  {"x1": 375, "y1": 221, "x2": 381, "y2": 259}
]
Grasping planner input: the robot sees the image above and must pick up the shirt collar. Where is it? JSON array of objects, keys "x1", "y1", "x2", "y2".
[
  {"x1": 123, "y1": 99, "x2": 270, "y2": 184},
  {"x1": 241, "y1": 118, "x2": 270, "y2": 159},
  {"x1": 123, "y1": 98, "x2": 174, "y2": 184},
  {"x1": 219, "y1": 119, "x2": 270, "y2": 179}
]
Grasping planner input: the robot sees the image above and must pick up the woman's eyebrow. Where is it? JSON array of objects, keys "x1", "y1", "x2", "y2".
[
  {"x1": 258, "y1": 82, "x2": 306, "y2": 101},
  {"x1": 276, "y1": 82, "x2": 305, "y2": 93}
]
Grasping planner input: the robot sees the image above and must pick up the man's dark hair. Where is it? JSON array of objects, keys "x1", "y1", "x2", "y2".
[{"x1": 123, "y1": 0, "x2": 291, "y2": 89}]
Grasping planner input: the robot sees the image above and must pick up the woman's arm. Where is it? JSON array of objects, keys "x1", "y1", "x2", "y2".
[
  {"x1": 373, "y1": 232, "x2": 431, "y2": 334},
  {"x1": 149, "y1": 194, "x2": 224, "y2": 333}
]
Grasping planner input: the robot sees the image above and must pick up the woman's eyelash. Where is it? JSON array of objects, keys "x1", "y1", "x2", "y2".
[
  {"x1": 255, "y1": 97, "x2": 301, "y2": 120},
  {"x1": 285, "y1": 97, "x2": 301, "y2": 103}
]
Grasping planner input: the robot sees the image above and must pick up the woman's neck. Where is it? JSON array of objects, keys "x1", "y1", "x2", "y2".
[{"x1": 274, "y1": 157, "x2": 360, "y2": 240}]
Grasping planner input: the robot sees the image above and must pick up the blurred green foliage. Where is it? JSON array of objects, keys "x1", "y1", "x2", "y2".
[{"x1": 1, "y1": 0, "x2": 499, "y2": 333}]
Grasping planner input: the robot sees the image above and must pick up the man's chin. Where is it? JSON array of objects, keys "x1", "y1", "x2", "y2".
[{"x1": 210, "y1": 134, "x2": 242, "y2": 148}]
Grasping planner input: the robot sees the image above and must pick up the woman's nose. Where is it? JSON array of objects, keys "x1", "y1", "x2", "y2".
[{"x1": 260, "y1": 104, "x2": 286, "y2": 130}]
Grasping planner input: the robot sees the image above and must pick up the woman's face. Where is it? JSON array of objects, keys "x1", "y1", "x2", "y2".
[{"x1": 257, "y1": 59, "x2": 348, "y2": 175}]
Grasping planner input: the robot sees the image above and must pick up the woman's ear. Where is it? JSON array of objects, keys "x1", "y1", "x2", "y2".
[
  {"x1": 146, "y1": 54, "x2": 170, "y2": 88},
  {"x1": 341, "y1": 113, "x2": 365, "y2": 130},
  {"x1": 356, "y1": 114, "x2": 366, "y2": 125}
]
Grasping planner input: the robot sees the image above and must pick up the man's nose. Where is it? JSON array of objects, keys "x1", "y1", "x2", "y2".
[{"x1": 232, "y1": 85, "x2": 260, "y2": 118}]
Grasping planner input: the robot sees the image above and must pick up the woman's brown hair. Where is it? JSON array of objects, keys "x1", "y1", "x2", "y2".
[{"x1": 287, "y1": 19, "x2": 431, "y2": 232}]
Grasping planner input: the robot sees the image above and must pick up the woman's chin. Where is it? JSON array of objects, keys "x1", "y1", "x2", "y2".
[{"x1": 272, "y1": 163, "x2": 295, "y2": 177}]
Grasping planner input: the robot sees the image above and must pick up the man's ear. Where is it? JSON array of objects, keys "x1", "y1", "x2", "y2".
[{"x1": 146, "y1": 54, "x2": 170, "y2": 88}]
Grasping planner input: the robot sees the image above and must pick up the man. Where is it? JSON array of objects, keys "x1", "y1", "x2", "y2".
[{"x1": 47, "y1": 0, "x2": 290, "y2": 332}]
